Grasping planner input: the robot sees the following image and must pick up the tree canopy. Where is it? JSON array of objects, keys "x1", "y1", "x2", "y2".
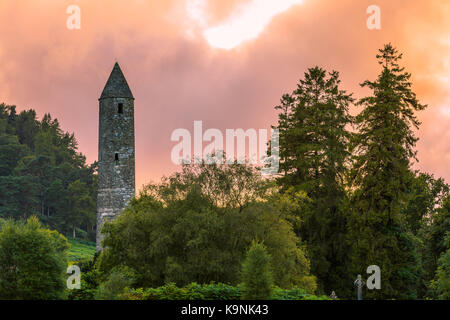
[
  {"x1": 0, "y1": 217, "x2": 69, "y2": 299},
  {"x1": 0, "y1": 104, "x2": 97, "y2": 241},
  {"x1": 98, "y1": 161, "x2": 316, "y2": 292}
]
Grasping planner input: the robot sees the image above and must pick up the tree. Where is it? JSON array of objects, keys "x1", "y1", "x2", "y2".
[
  {"x1": 13, "y1": 109, "x2": 39, "y2": 149},
  {"x1": 404, "y1": 172, "x2": 448, "y2": 235},
  {"x1": 273, "y1": 66, "x2": 353, "y2": 294},
  {"x1": 348, "y1": 44, "x2": 427, "y2": 299},
  {"x1": 422, "y1": 195, "x2": 450, "y2": 296},
  {"x1": 241, "y1": 241, "x2": 273, "y2": 300},
  {"x1": 0, "y1": 217, "x2": 69, "y2": 299},
  {"x1": 66, "y1": 180, "x2": 96, "y2": 239},
  {"x1": 0, "y1": 103, "x2": 97, "y2": 241},
  {"x1": 98, "y1": 161, "x2": 316, "y2": 292},
  {"x1": 0, "y1": 175, "x2": 39, "y2": 219},
  {"x1": 429, "y1": 233, "x2": 450, "y2": 299},
  {"x1": 0, "y1": 132, "x2": 29, "y2": 176}
]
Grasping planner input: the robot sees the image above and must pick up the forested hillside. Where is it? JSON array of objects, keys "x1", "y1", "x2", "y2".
[{"x1": 0, "y1": 104, "x2": 97, "y2": 241}]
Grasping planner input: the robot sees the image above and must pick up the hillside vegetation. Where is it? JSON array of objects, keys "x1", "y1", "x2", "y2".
[{"x1": 68, "y1": 237, "x2": 96, "y2": 262}]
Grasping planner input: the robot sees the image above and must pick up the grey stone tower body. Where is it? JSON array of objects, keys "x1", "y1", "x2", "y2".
[{"x1": 97, "y1": 63, "x2": 135, "y2": 251}]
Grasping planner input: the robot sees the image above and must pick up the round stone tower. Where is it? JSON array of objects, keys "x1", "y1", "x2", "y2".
[{"x1": 97, "y1": 62, "x2": 135, "y2": 251}]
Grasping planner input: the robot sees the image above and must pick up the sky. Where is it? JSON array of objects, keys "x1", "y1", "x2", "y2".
[{"x1": 0, "y1": 0, "x2": 449, "y2": 190}]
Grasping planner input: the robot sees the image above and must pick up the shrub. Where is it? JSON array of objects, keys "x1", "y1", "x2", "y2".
[
  {"x1": 272, "y1": 287, "x2": 308, "y2": 300},
  {"x1": 123, "y1": 283, "x2": 240, "y2": 300},
  {"x1": 196, "y1": 283, "x2": 241, "y2": 300},
  {"x1": 122, "y1": 283, "x2": 328, "y2": 300},
  {"x1": 95, "y1": 267, "x2": 135, "y2": 300}
]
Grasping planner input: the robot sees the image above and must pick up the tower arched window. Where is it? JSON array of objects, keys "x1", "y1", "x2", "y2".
[{"x1": 118, "y1": 103, "x2": 124, "y2": 114}]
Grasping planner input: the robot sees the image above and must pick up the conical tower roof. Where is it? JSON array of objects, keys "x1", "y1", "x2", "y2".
[{"x1": 100, "y1": 62, "x2": 134, "y2": 99}]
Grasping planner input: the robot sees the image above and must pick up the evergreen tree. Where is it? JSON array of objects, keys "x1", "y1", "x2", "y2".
[
  {"x1": 348, "y1": 44, "x2": 427, "y2": 299},
  {"x1": 241, "y1": 241, "x2": 273, "y2": 300},
  {"x1": 273, "y1": 66, "x2": 353, "y2": 294},
  {"x1": 0, "y1": 132, "x2": 29, "y2": 176},
  {"x1": 0, "y1": 103, "x2": 97, "y2": 240}
]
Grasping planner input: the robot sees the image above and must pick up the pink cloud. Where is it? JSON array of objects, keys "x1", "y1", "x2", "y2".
[{"x1": 0, "y1": 0, "x2": 448, "y2": 189}]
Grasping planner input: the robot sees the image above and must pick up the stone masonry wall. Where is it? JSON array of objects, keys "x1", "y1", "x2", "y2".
[{"x1": 97, "y1": 96, "x2": 135, "y2": 250}]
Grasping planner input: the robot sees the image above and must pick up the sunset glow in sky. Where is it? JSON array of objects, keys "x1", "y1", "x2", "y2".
[
  {"x1": 200, "y1": 0, "x2": 304, "y2": 49},
  {"x1": 0, "y1": 0, "x2": 449, "y2": 190}
]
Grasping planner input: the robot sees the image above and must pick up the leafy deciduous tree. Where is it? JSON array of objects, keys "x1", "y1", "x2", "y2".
[{"x1": 0, "y1": 217, "x2": 69, "y2": 300}]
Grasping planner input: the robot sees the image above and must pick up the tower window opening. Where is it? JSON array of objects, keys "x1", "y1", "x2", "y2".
[
  {"x1": 115, "y1": 153, "x2": 119, "y2": 162},
  {"x1": 118, "y1": 103, "x2": 124, "y2": 114}
]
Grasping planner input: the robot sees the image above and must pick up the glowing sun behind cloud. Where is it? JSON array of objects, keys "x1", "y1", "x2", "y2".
[{"x1": 187, "y1": 0, "x2": 303, "y2": 50}]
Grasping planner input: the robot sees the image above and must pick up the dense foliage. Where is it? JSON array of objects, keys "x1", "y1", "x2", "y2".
[
  {"x1": 241, "y1": 241, "x2": 274, "y2": 299},
  {"x1": 426, "y1": 197, "x2": 450, "y2": 299},
  {"x1": 0, "y1": 217, "x2": 69, "y2": 299},
  {"x1": 98, "y1": 161, "x2": 316, "y2": 292},
  {"x1": 273, "y1": 44, "x2": 449, "y2": 299},
  {"x1": 66, "y1": 256, "x2": 100, "y2": 300},
  {"x1": 107, "y1": 283, "x2": 330, "y2": 300},
  {"x1": 429, "y1": 232, "x2": 450, "y2": 299},
  {"x1": 348, "y1": 44, "x2": 427, "y2": 299},
  {"x1": 0, "y1": 104, "x2": 97, "y2": 241},
  {"x1": 274, "y1": 66, "x2": 353, "y2": 294}
]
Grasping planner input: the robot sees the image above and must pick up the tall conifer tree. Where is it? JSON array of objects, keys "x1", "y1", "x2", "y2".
[
  {"x1": 348, "y1": 44, "x2": 426, "y2": 299},
  {"x1": 274, "y1": 67, "x2": 353, "y2": 294}
]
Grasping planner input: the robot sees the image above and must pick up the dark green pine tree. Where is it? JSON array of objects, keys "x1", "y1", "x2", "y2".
[
  {"x1": 274, "y1": 66, "x2": 353, "y2": 295},
  {"x1": 348, "y1": 44, "x2": 426, "y2": 299}
]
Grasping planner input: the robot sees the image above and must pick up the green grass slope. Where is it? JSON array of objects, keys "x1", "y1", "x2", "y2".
[{"x1": 68, "y1": 237, "x2": 96, "y2": 262}]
